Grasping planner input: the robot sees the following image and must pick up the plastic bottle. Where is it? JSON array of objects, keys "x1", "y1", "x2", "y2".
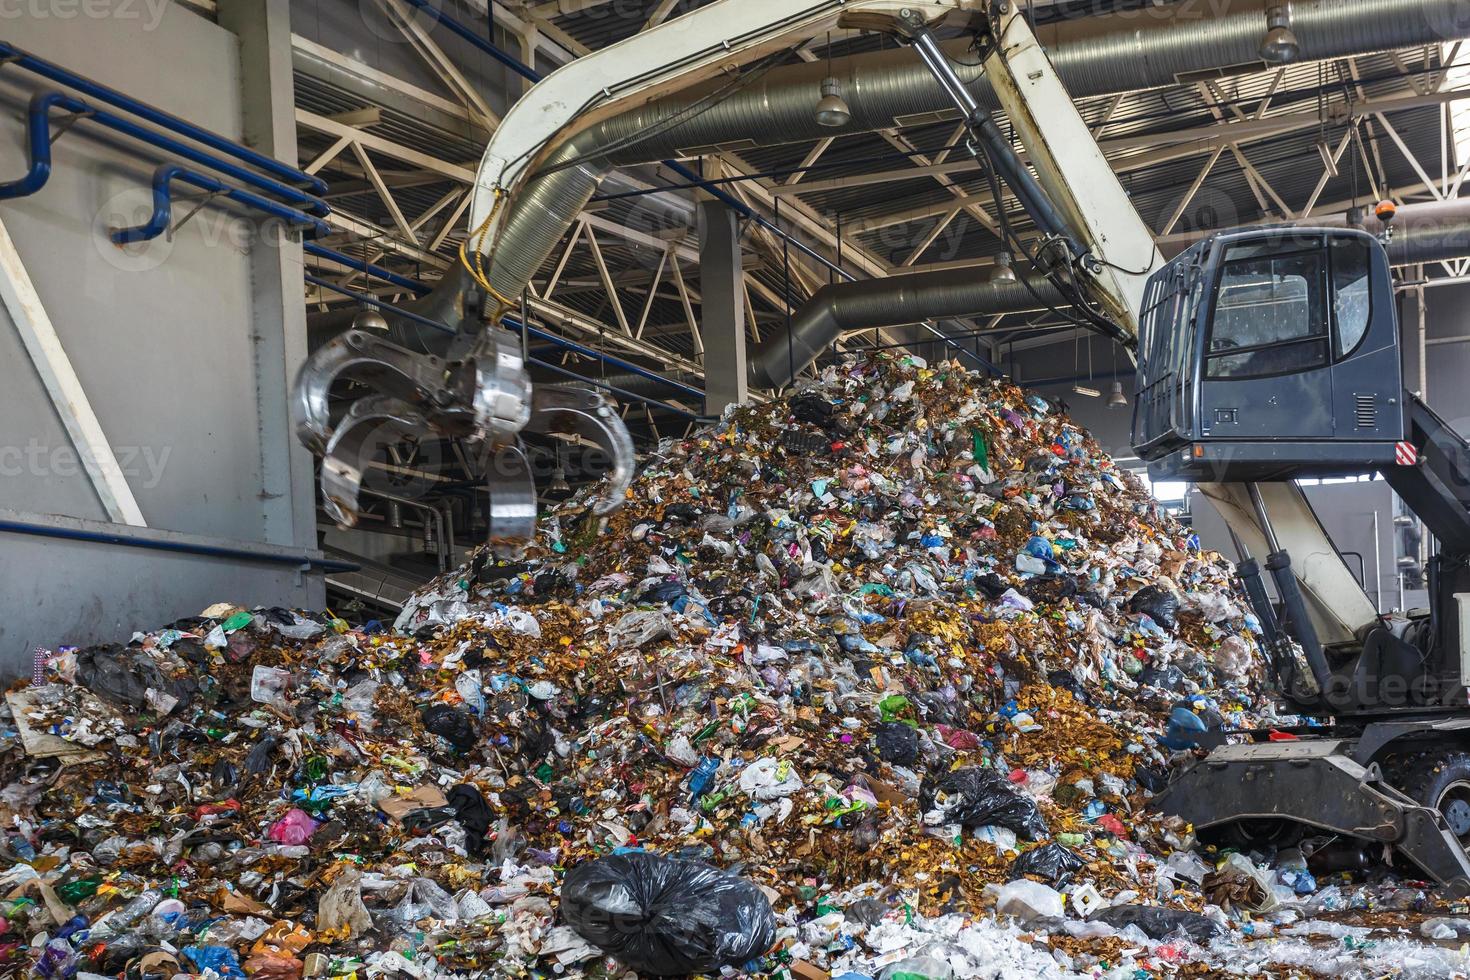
[{"x1": 92, "y1": 887, "x2": 162, "y2": 938}]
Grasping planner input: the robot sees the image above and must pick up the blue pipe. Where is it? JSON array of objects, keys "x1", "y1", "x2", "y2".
[
  {"x1": 530, "y1": 356, "x2": 708, "y2": 421},
  {"x1": 304, "y1": 274, "x2": 708, "y2": 404},
  {"x1": 304, "y1": 273, "x2": 454, "y2": 334},
  {"x1": 112, "y1": 164, "x2": 331, "y2": 244},
  {"x1": 0, "y1": 92, "x2": 330, "y2": 218},
  {"x1": 304, "y1": 243, "x2": 431, "y2": 295},
  {"x1": 0, "y1": 517, "x2": 359, "y2": 573},
  {"x1": 396, "y1": 0, "x2": 540, "y2": 84},
  {"x1": 390, "y1": 0, "x2": 855, "y2": 285},
  {"x1": 0, "y1": 41, "x2": 326, "y2": 195}
]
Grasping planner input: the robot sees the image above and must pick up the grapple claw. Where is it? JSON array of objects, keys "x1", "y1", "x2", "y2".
[
  {"x1": 294, "y1": 330, "x2": 460, "y2": 454},
  {"x1": 486, "y1": 443, "x2": 538, "y2": 554},
  {"x1": 319, "y1": 395, "x2": 429, "y2": 527},
  {"x1": 529, "y1": 385, "x2": 637, "y2": 516},
  {"x1": 294, "y1": 324, "x2": 636, "y2": 550}
]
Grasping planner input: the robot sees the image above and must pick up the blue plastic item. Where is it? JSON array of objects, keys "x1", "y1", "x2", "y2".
[
  {"x1": 1159, "y1": 706, "x2": 1209, "y2": 750},
  {"x1": 1024, "y1": 535, "x2": 1055, "y2": 560},
  {"x1": 184, "y1": 946, "x2": 246, "y2": 980},
  {"x1": 689, "y1": 757, "x2": 720, "y2": 801}
]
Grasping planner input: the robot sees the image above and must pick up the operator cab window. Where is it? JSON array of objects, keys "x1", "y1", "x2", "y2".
[
  {"x1": 1206, "y1": 242, "x2": 1330, "y2": 379},
  {"x1": 1331, "y1": 235, "x2": 1372, "y2": 359}
]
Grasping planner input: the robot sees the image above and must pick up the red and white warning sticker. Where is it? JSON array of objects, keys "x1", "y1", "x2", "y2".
[{"x1": 1396, "y1": 441, "x2": 1419, "y2": 466}]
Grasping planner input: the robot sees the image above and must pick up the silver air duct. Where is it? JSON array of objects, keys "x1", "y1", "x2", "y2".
[
  {"x1": 587, "y1": 198, "x2": 1470, "y2": 400},
  {"x1": 322, "y1": 0, "x2": 1470, "y2": 387},
  {"x1": 482, "y1": 0, "x2": 1470, "y2": 307}
]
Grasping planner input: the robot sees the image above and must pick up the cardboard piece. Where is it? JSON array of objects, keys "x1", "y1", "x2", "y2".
[{"x1": 377, "y1": 785, "x2": 448, "y2": 822}]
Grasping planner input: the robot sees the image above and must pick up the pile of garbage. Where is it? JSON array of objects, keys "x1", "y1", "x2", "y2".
[{"x1": 7, "y1": 353, "x2": 1469, "y2": 979}]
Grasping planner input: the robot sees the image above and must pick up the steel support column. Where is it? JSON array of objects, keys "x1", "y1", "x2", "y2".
[
  {"x1": 219, "y1": 0, "x2": 319, "y2": 555},
  {"x1": 697, "y1": 199, "x2": 748, "y2": 416}
]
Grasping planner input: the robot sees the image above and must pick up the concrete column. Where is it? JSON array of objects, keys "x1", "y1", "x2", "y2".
[
  {"x1": 218, "y1": 0, "x2": 318, "y2": 553},
  {"x1": 697, "y1": 199, "x2": 748, "y2": 416}
]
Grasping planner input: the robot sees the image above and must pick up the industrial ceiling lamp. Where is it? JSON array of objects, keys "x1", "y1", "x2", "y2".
[
  {"x1": 548, "y1": 445, "x2": 571, "y2": 494},
  {"x1": 1108, "y1": 380, "x2": 1129, "y2": 409},
  {"x1": 353, "y1": 306, "x2": 389, "y2": 332},
  {"x1": 815, "y1": 33, "x2": 851, "y2": 128},
  {"x1": 990, "y1": 250, "x2": 1017, "y2": 283},
  {"x1": 1259, "y1": 4, "x2": 1300, "y2": 64}
]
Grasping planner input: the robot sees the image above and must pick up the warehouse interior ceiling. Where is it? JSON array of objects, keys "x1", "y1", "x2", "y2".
[{"x1": 270, "y1": 0, "x2": 1470, "y2": 465}]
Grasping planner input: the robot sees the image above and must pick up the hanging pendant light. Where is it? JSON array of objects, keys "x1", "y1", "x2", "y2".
[
  {"x1": 1108, "y1": 380, "x2": 1129, "y2": 409},
  {"x1": 989, "y1": 250, "x2": 1017, "y2": 284},
  {"x1": 815, "y1": 33, "x2": 851, "y2": 128},
  {"x1": 548, "y1": 445, "x2": 571, "y2": 494},
  {"x1": 353, "y1": 306, "x2": 389, "y2": 331},
  {"x1": 1259, "y1": 5, "x2": 1300, "y2": 64}
]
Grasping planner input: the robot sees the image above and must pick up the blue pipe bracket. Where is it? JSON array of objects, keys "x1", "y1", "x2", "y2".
[
  {"x1": 0, "y1": 92, "x2": 331, "y2": 215},
  {"x1": 112, "y1": 164, "x2": 331, "y2": 244},
  {"x1": 0, "y1": 41, "x2": 325, "y2": 194}
]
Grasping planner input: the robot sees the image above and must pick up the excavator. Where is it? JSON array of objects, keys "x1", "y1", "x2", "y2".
[{"x1": 294, "y1": 0, "x2": 1470, "y2": 889}]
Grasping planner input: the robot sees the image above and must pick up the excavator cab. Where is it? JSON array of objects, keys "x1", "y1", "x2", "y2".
[
  {"x1": 1134, "y1": 227, "x2": 1406, "y2": 481},
  {"x1": 1132, "y1": 230, "x2": 1470, "y2": 887}
]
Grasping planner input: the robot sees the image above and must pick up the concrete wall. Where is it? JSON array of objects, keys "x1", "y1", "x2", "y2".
[
  {"x1": 0, "y1": 2, "x2": 323, "y2": 675},
  {"x1": 1403, "y1": 281, "x2": 1470, "y2": 434}
]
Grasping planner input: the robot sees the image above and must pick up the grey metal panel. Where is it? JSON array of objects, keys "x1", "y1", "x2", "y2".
[
  {"x1": 0, "y1": 9, "x2": 268, "y2": 541},
  {"x1": 0, "y1": 517, "x2": 324, "y2": 679},
  {"x1": 0, "y1": 5, "x2": 322, "y2": 669}
]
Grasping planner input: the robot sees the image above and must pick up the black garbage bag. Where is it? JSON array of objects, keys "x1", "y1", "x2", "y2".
[
  {"x1": 1133, "y1": 764, "x2": 1170, "y2": 794},
  {"x1": 662, "y1": 503, "x2": 702, "y2": 524},
  {"x1": 918, "y1": 768, "x2": 1048, "y2": 840},
  {"x1": 1127, "y1": 585, "x2": 1180, "y2": 630},
  {"x1": 789, "y1": 393, "x2": 836, "y2": 427},
  {"x1": 560, "y1": 853, "x2": 776, "y2": 976},
  {"x1": 422, "y1": 704, "x2": 479, "y2": 751},
  {"x1": 874, "y1": 722, "x2": 920, "y2": 766},
  {"x1": 448, "y1": 784, "x2": 495, "y2": 856},
  {"x1": 1088, "y1": 904, "x2": 1224, "y2": 943},
  {"x1": 1136, "y1": 664, "x2": 1188, "y2": 693},
  {"x1": 974, "y1": 573, "x2": 1010, "y2": 600},
  {"x1": 640, "y1": 580, "x2": 689, "y2": 605},
  {"x1": 75, "y1": 644, "x2": 196, "y2": 713},
  {"x1": 1009, "y1": 844, "x2": 1086, "y2": 885}
]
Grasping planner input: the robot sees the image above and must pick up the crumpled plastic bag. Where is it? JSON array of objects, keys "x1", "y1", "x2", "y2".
[
  {"x1": 1213, "y1": 634, "x2": 1253, "y2": 682},
  {"x1": 184, "y1": 945, "x2": 246, "y2": 979},
  {"x1": 75, "y1": 644, "x2": 196, "y2": 714},
  {"x1": 267, "y1": 809, "x2": 319, "y2": 845},
  {"x1": 560, "y1": 852, "x2": 775, "y2": 975},
  {"x1": 985, "y1": 879, "x2": 1065, "y2": 924},
  {"x1": 919, "y1": 768, "x2": 1048, "y2": 840},
  {"x1": 390, "y1": 877, "x2": 460, "y2": 929},
  {"x1": 737, "y1": 757, "x2": 803, "y2": 800},
  {"x1": 1008, "y1": 843, "x2": 1086, "y2": 885},
  {"x1": 874, "y1": 721, "x2": 920, "y2": 765},
  {"x1": 242, "y1": 951, "x2": 303, "y2": 980},
  {"x1": 318, "y1": 867, "x2": 372, "y2": 938},
  {"x1": 1126, "y1": 585, "x2": 1180, "y2": 631},
  {"x1": 609, "y1": 610, "x2": 673, "y2": 649},
  {"x1": 422, "y1": 704, "x2": 479, "y2": 751}
]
